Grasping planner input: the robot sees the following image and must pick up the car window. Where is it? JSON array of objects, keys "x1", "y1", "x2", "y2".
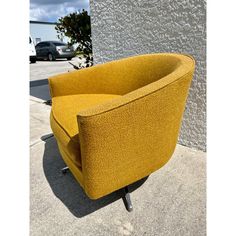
[
  {"x1": 36, "y1": 43, "x2": 42, "y2": 48},
  {"x1": 29, "y1": 37, "x2": 32, "y2": 44},
  {"x1": 53, "y1": 42, "x2": 67, "y2": 46},
  {"x1": 36, "y1": 42, "x2": 50, "y2": 48},
  {"x1": 36, "y1": 43, "x2": 43, "y2": 48}
]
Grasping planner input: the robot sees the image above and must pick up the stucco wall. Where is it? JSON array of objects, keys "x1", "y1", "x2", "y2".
[{"x1": 90, "y1": 0, "x2": 206, "y2": 151}]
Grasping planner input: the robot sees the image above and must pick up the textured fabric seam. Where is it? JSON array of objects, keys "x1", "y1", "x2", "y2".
[
  {"x1": 51, "y1": 111, "x2": 79, "y2": 142},
  {"x1": 58, "y1": 141, "x2": 82, "y2": 172},
  {"x1": 57, "y1": 140, "x2": 82, "y2": 168}
]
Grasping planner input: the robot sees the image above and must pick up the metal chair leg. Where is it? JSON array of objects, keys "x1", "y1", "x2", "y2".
[
  {"x1": 122, "y1": 186, "x2": 133, "y2": 212},
  {"x1": 61, "y1": 166, "x2": 69, "y2": 174}
]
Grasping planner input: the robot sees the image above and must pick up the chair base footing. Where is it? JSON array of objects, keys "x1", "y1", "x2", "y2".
[
  {"x1": 122, "y1": 186, "x2": 133, "y2": 212},
  {"x1": 61, "y1": 166, "x2": 133, "y2": 212},
  {"x1": 61, "y1": 166, "x2": 69, "y2": 174}
]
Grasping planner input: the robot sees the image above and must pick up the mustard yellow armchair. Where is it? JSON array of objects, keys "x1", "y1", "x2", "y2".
[{"x1": 48, "y1": 53, "x2": 195, "y2": 211}]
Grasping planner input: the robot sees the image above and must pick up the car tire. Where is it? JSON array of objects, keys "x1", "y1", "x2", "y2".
[
  {"x1": 67, "y1": 57, "x2": 72, "y2": 61},
  {"x1": 48, "y1": 53, "x2": 55, "y2": 61},
  {"x1": 30, "y1": 59, "x2": 36, "y2": 63}
]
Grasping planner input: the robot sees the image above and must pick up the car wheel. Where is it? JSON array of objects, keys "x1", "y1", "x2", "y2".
[
  {"x1": 48, "y1": 53, "x2": 55, "y2": 61},
  {"x1": 67, "y1": 57, "x2": 72, "y2": 61},
  {"x1": 30, "y1": 59, "x2": 36, "y2": 63}
]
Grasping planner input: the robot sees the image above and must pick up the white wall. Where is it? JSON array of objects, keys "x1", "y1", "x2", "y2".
[
  {"x1": 30, "y1": 22, "x2": 70, "y2": 45},
  {"x1": 90, "y1": 0, "x2": 206, "y2": 151}
]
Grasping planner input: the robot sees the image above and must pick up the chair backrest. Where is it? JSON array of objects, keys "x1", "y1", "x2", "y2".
[{"x1": 90, "y1": 54, "x2": 181, "y2": 95}]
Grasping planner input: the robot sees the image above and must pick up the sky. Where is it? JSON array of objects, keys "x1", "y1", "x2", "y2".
[{"x1": 30, "y1": 0, "x2": 90, "y2": 22}]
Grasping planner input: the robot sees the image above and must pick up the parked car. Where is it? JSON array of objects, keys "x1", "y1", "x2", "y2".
[
  {"x1": 29, "y1": 36, "x2": 36, "y2": 63},
  {"x1": 35, "y1": 41, "x2": 75, "y2": 61}
]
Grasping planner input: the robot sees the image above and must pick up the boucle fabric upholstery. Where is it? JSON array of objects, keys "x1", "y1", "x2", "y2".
[
  {"x1": 49, "y1": 53, "x2": 195, "y2": 199},
  {"x1": 50, "y1": 94, "x2": 121, "y2": 168}
]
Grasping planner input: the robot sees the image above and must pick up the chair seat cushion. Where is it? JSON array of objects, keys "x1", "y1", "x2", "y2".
[{"x1": 50, "y1": 94, "x2": 121, "y2": 168}]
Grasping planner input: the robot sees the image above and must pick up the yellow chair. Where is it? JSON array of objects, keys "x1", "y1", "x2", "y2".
[{"x1": 48, "y1": 53, "x2": 195, "y2": 211}]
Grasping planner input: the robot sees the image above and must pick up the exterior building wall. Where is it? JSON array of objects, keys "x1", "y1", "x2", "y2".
[
  {"x1": 90, "y1": 0, "x2": 206, "y2": 151},
  {"x1": 30, "y1": 21, "x2": 70, "y2": 45}
]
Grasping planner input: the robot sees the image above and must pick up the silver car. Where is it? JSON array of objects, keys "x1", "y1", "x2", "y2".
[{"x1": 35, "y1": 41, "x2": 75, "y2": 61}]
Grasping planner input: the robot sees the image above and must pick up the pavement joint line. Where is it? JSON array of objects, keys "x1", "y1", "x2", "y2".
[
  {"x1": 30, "y1": 98, "x2": 52, "y2": 106},
  {"x1": 30, "y1": 99, "x2": 45, "y2": 104},
  {"x1": 41, "y1": 133, "x2": 54, "y2": 141},
  {"x1": 30, "y1": 96, "x2": 46, "y2": 103},
  {"x1": 30, "y1": 78, "x2": 48, "y2": 87},
  {"x1": 30, "y1": 139, "x2": 44, "y2": 148},
  {"x1": 30, "y1": 134, "x2": 54, "y2": 148}
]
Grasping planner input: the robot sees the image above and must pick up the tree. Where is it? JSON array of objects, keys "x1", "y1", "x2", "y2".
[{"x1": 55, "y1": 10, "x2": 93, "y2": 68}]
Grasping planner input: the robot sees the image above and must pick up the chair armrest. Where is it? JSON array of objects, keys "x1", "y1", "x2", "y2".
[
  {"x1": 48, "y1": 68, "x2": 100, "y2": 98},
  {"x1": 77, "y1": 70, "x2": 194, "y2": 199}
]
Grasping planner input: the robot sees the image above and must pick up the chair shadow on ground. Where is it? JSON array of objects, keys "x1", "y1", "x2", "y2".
[
  {"x1": 42, "y1": 135, "x2": 148, "y2": 218},
  {"x1": 30, "y1": 83, "x2": 51, "y2": 101}
]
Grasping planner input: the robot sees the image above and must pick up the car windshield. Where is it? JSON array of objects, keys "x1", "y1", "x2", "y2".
[{"x1": 53, "y1": 42, "x2": 67, "y2": 46}]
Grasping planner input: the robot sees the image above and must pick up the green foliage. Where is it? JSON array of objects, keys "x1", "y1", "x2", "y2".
[{"x1": 55, "y1": 10, "x2": 92, "y2": 56}]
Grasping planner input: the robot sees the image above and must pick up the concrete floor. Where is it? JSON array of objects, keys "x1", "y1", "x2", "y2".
[
  {"x1": 29, "y1": 56, "x2": 84, "y2": 101},
  {"x1": 30, "y1": 94, "x2": 206, "y2": 236},
  {"x1": 30, "y1": 57, "x2": 81, "y2": 81}
]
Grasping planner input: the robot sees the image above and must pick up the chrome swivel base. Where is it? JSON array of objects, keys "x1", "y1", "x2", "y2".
[
  {"x1": 61, "y1": 166, "x2": 69, "y2": 174},
  {"x1": 61, "y1": 166, "x2": 133, "y2": 212}
]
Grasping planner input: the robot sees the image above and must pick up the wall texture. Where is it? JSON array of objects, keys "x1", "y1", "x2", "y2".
[{"x1": 90, "y1": 0, "x2": 206, "y2": 151}]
